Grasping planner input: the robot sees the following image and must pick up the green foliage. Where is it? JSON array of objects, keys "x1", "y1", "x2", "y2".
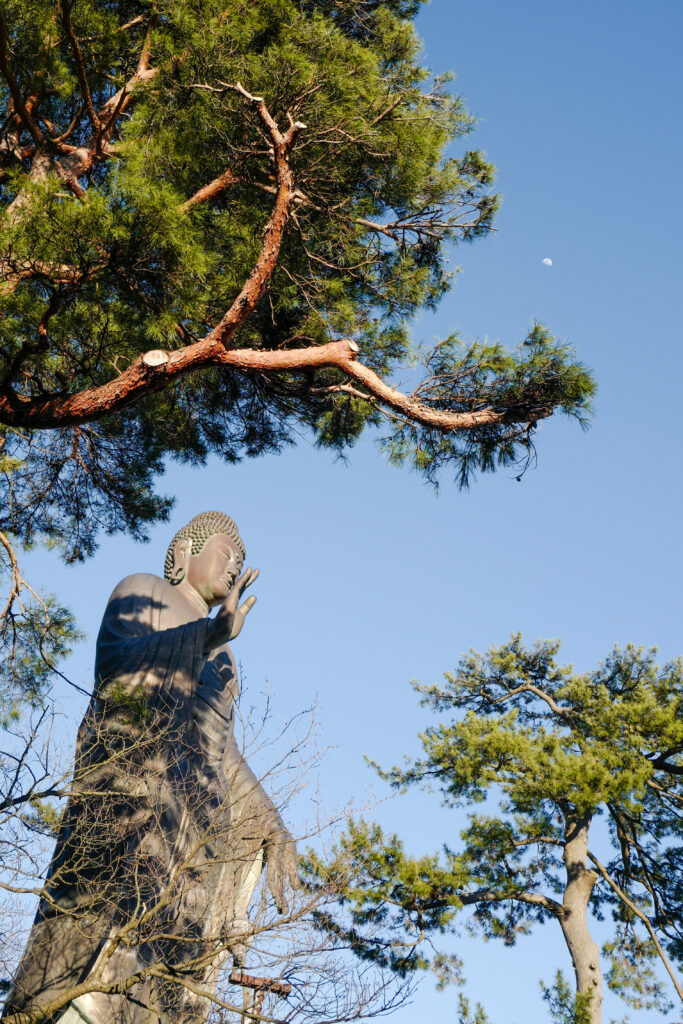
[
  {"x1": 457, "y1": 993, "x2": 494, "y2": 1024},
  {"x1": 381, "y1": 324, "x2": 595, "y2": 488},
  {"x1": 393, "y1": 638, "x2": 683, "y2": 963},
  {"x1": 541, "y1": 971, "x2": 594, "y2": 1024},
  {"x1": 0, "y1": 0, "x2": 488, "y2": 548},
  {"x1": 393, "y1": 638, "x2": 682, "y2": 816},
  {"x1": 603, "y1": 930, "x2": 673, "y2": 1014},
  {"x1": 0, "y1": 587, "x2": 79, "y2": 720},
  {"x1": 20, "y1": 795, "x2": 62, "y2": 837},
  {"x1": 302, "y1": 818, "x2": 464, "y2": 985},
  {"x1": 0, "y1": 528, "x2": 81, "y2": 717},
  {"x1": 0, "y1": 450, "x2": 81, "y2": 712},
  {"x1": 100, "y1": 679, "x2": 153, "y2": 723}
]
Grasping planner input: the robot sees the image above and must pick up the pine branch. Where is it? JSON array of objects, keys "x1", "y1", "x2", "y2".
[
  {"x1": 59, "y1": 0, "x2": 100, "y2": 137},
  {"x1": 459, "y1": 886, "x2": 563, "y2": 916},
  {"x1": 587, "y1": 849, "x2": 683, "y2": 1003},
  {"x1": 0, "y1": 6, "x2": 43, "y2": 146},
  {"x1": 0, "y1": 337, "x2": 555, "y2": 431},
  {"x1": 179, "y1": 168, "x2": 240, "y2": 212}
]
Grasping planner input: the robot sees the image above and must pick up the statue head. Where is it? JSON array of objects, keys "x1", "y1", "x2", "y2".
[{"x1": 164, "y1": 511, "x2": 245, "y2": 607}]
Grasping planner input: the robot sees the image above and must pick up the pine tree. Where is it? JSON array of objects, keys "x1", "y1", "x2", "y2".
[
  {"x1": 0, "y1": 0, "x2": 596, "y2": 704},
  {"x1": 310, "y1": 638, "x2": 683, "y2": 1024}
]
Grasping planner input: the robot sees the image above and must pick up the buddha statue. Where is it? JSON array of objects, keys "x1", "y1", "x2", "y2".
[{"x1": 4, "y1": 511, "x2": 298, "y2": 1024}]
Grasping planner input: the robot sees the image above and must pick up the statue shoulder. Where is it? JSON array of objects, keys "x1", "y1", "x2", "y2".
[
  {"x1": 105, "y1": 572, "x2": 166, "y2": 604},
  {"x1": 98, "y1": 574, "x2": 171, "y2": 636},
  {"x1": 96, "y1": 573, "x2": 189, "y2": 658}
]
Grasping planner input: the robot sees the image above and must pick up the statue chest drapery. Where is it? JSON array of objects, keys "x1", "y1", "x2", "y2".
[{"x1": 91, "y1": 572, "x2": 240, "y2": 850}]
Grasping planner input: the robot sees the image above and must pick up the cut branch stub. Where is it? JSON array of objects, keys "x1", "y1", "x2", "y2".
[{"x1": 141, "y1": 350, "x2": 170, "y2": 369}]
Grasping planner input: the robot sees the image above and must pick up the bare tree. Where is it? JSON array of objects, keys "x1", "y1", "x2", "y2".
[{"x1": 1, "y1": 691, "x2": 414, "y2": 1024}]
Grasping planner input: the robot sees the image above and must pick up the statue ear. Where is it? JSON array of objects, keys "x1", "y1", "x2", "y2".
[{"x1": 169, "y1": 537, "x2": 192, "y2": 585}]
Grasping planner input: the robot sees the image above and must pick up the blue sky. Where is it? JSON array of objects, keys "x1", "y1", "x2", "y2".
[{"x1": 21, "y1": 1, "x2": 683, "y2": 1021}]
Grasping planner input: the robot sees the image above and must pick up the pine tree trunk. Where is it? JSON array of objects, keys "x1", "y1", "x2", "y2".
[{"x1": 558, "y1": 811, "x2": 602, "y2": 1024}]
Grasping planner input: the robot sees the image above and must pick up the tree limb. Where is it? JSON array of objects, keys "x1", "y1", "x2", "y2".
[
  {"x1": 179, "y1": 168, "x2": 239, "y2": 212},
  {"x1": 648, "y1": 750, "x2": 683, "y2": 775},
  {"x1": 59, "y1": 0, "x2": 100, "y2": 136},
  {"x1": 3, "y1": 57, "x2": 158, "y2": 227},
  {"x1": 490, "y1": 682, "x2": 573, "y2": 718},
  {"x1": 0, "y1": 83, "x2": 552, "y2": 440},
  {"x1": 0, "y1": 963, "x2": 259, "y2": 1024},
  {"x1": 371, "y1": 95, "x2": 404, "y2": 126},
  {"x1": 0, "y1": 6, "x2": 43, "y2": 146},
  {"x1": 459, "y1": 887, "x2": 563, "y2": 916},
  {"x1": 587, "y1": 849, "x2": 683, "y2": 1002},
  {"x1": 0, "y1": 336, "x2": 554, "y2": 431}
]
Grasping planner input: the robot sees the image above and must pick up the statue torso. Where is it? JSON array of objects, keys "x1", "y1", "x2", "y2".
[{"x1": 93, "y1": 571, "x2": 239, "y2": 748}]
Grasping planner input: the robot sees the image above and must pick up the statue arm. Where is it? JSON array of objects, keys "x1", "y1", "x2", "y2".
[{"x1": 221, "y1": 729, "x2": 299, "y2": 915}]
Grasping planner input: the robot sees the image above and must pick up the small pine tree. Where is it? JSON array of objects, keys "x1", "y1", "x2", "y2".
[{"x1": 309, "y1": 637, "x2": 683, "y2": 1024}]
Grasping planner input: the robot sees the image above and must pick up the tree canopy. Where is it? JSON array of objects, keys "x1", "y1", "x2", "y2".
[
  {"x1": 0, "y1": 0, "x2": 596, "y2": 709},
  {"x1": 0, "y1": 0, "x2": 596, "y2": 543},
  {"x1": 311, "y1": 638, "x2": 683, "y2": 1023}
]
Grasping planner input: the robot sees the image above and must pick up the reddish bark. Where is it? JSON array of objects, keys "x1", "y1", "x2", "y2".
[
  {"x1": 0, "y1": 336, "x2": 546, "y2": 433},
  {"x1": 180, "y1": 169, "x2": 239, "y2": 212}
]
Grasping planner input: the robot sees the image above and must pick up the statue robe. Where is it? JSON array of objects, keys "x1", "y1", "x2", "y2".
[{"x1": 4, "y1": 573, "x2": 270, "y2": 1024}]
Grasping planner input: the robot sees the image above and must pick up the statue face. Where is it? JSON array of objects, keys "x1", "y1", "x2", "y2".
[{"x1": 184, "y1": 533, "x2": 244, "y2": 607}]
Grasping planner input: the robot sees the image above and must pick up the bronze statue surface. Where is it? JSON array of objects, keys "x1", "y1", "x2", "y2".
[{"x1": 4, "y1": 512, "x2": 298, "y2": 1024}]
